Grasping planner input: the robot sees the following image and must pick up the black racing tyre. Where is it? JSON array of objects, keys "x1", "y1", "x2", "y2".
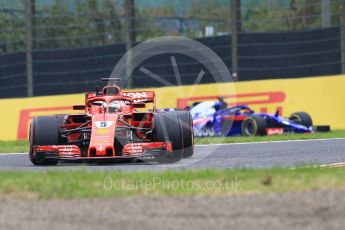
[
  {"x1": 55, "y1": 114, "x2": 68, "y2": 143},
  {"x1": 241, "y1": 115, "x2": 267, "y2": 136},
  {"x1": 289, "y1": 112, "x2": 313, "y2": 128},
  {"x1": 55, "y1": 114, "x2": 67, "y2": 127},
  {"x1": 29, "y1": 116, "x2": 61, "y2": 165},
  {"x1": 153, "y1": 112, "x2": 183, "y2": 163},
  {"x1": 175, "y1": 111, "x2": 194, "y2": 158}
]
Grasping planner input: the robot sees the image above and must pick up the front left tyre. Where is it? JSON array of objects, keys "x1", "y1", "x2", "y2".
[
  {"x1": 29, "y1": 116, "x2": 61, "y2": 165},
  {"x1": 153, "y1": 111, "x2": 194, "y2": 161},
  {"x1": 175, "y1": 111, "x2": 194, "y2": 158}
]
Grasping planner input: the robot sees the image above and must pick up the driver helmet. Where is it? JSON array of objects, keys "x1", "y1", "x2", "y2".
[
  {"x1": 214, "y1": 102, "x2": 222, "y2": 111},
  {"x1": 109, "y1": 100, "x2": 121, "y2": 112}
]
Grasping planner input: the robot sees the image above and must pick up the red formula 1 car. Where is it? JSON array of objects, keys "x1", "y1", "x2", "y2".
[{"x1": 29, "y1": 78, "x2": 194, "y2": 165}]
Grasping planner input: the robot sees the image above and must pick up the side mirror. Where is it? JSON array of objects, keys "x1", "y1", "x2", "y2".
[
  {"x1": 73, "y1": 105, "x2": 85, "y2": 110},
  {"x1": 133, "y1": 102, "x2": 146, "y2": 108}
]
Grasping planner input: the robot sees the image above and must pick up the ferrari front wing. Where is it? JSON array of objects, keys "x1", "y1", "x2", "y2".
[{"x1": 32, "y1": 142, "x2": 172, "y2": 161}]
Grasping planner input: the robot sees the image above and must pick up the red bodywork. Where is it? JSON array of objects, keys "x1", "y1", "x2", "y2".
[{"x1": 31, "y1": 85, "x2": 172, "y2": 160}]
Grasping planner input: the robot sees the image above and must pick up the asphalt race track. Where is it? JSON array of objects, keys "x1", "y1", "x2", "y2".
[{"x1": 0, "y1": 138, "x2": 344, "y2": 171}]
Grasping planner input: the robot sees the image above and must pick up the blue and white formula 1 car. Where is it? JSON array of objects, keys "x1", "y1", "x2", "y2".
[{"x1": 191, "y1": 102, "x2": 328, "y2": 137}]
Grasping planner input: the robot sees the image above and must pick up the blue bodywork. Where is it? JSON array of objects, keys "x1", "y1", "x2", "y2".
[{"x1": 191, "y1": 102, "x2": 312, "y2": 137}]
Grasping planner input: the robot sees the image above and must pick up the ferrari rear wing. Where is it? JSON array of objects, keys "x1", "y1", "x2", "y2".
[{"x1": 123, "y1": 91, "x2": 155, "y2": 104}]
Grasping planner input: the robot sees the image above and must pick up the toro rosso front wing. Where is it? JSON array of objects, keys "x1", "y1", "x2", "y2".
[{"x1": 31, "y1": 142, "x2": 172, "y2": 161}]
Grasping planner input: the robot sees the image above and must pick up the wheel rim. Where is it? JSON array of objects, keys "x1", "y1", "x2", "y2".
[
  {"x1": 244, "y1": 120, "x2": 256, "y2": 136},
  {"x1": 291, "y1": 115, "x2": 302, "y2": 124}
]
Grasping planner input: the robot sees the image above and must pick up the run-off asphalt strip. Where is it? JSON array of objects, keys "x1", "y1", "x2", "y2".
[{"x1": 0, "y1": 138, "x2": 344, "y2": 171}]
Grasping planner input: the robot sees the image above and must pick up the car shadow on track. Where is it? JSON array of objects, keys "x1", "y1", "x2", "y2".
[{"x1": 56, "y1": 158, "x2": 160, "y2": 167}]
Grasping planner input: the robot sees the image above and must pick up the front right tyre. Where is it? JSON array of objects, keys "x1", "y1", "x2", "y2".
[
  {"x1": 29, "y1": 116, "x2": 61, "y2": 165},
  {"x1": 241, "y1": 115, "x2": 267, "y2": 136}
]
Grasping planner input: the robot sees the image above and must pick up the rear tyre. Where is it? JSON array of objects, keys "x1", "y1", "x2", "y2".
[
  {"x1": 289, "y1": 112, "x2": 313, "y2": 128},
  {"x1": 29, "y1": 116, "x2": 60, "y2": 165},
  {"x1": 175, "y1": 111, "x2": 194, "y2": 158},
  {"x1": 241, "y1": 115, "x2": 267, "y2": 136},
  {"x1": 153, "y1": 112, "x2": 183, "y2": 163}
]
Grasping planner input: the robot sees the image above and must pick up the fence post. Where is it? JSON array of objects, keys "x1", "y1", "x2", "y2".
[
  {"x1": 24, "y1": 0, "x2": 34, "y2": 97},
  {"x1": 124, "y1": 0, "x2": 136, "y2": 88},
  {"x1": 321, "y1": 0, "x2": 331, "y2": 28},
  {"x1": 342, "y1": 1, "x2": 345, "y2": 74},
  {"x1": 231, "y1": 0, "x2": 240, "y2": 81}
]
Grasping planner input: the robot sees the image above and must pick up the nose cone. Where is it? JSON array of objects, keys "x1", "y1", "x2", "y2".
[{"x1": 88, "y1": 114, "x2": 118, "y2": 156}]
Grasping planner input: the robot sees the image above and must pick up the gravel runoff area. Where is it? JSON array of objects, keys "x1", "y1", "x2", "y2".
[{"x1": 1, "y1": 190, "x2": 344, "y2": 230}]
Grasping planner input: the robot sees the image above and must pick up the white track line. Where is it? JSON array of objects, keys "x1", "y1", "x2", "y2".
[
  {"x1": 0, "y1": 153, "x2": 27, "y2": 156},
  {"x1": 321, "y1": 162, "x2": 345, "y2": 168},
  {"x1": 195, "y1": 137, "x2": 345, "y2": 147}
]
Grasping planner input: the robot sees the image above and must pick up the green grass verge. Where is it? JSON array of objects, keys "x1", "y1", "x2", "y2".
[
  {"x1": 1, "y1": 130, "x2": 345, "y2": 153},
  {"x1": 0, "y1": 140, "x2": 29, "y2": 153},
  {"x1": 0, "y1": 167, "x2": 344, "y2": 199},
  {"x1": 196, "y1": 130, "x2": 345, "y2": 145}
]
